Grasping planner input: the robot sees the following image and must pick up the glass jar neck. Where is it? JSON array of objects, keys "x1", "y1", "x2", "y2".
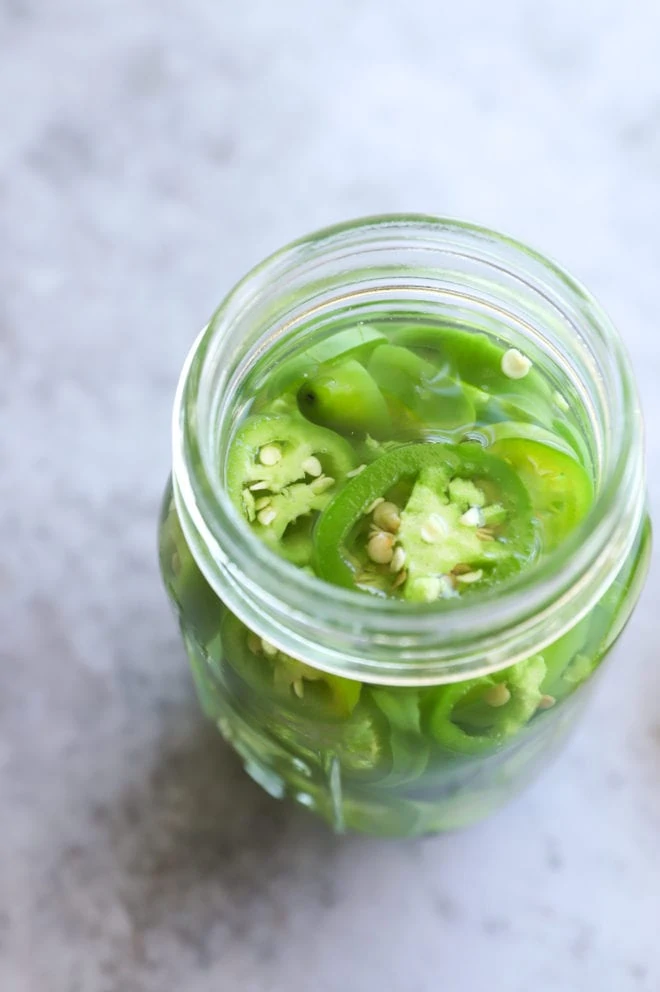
[{"x1": 172, "y1": 215, "x2": 645, "y2": 686}]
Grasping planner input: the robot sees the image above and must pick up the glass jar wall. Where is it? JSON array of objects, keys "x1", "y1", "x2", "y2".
[{"x1": 160, "y1": 216, "x2": 650, "y2": 836}]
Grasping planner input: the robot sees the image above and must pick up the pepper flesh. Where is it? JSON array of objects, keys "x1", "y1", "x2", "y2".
[
  {"x1": 489, "y1": 437, "x2": 593, "y2": 553},
  {"x1": 227, "y1": 412, "x2": 357, "y2": 563},
  {"x1": 297, "y1": 359, "x2": 391, "y2": 437},
  {"x1": 428, "y1": 655, "x2": 547, "y2": 755},
  {"x1": 313, "y1": 442, "x2": 537, "y2": 593},
  {"x1": 368, "y1": 343, "x2": 476, "y2": 431}
]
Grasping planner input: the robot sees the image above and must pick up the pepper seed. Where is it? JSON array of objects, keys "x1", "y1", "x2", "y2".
[
  {"x1": 538, "y1": 694, "x2": 556, "y2": 710},
  {"x1": 390, "y1": 546, "x2": 407, "y2": 573},
  {"x1": 484, "y1": 683, "x2": 511, "y2": 707},
  {"x1": 257, "y1": 506, "x2": 277, "y2": 526},
  {"x1": 420, "y1": 513, "x2": 449, "y2": 544},
  {"x1": 367, "y1": 531, "x2": 395, "y2": 564},
  {"x1": 391, "y1": 568, "x2": 408, "y2": 589},
  {"x1": 261, "y1": 638, "x2": 279, "y2": 657},
  {"x1": 302, "y1": 455, "x2": 323, "y2": 477},
  {"x1": 311, "y1": 475, "x2": 335, "y2": 494},
  {"x1": 460, "y1": 506, "x2": 484, "y2": 528},
  {"x1": 347, "y1": 464, "x2": 367, "y2": 478},
  {"x1": 366, "y1": 496, "x2": 385, "y2": 514},
  {"x1": 476, "y1": 527, "x2": 495, "y2": 541},
  {"x1": 373, "y1": 500, "x2": 401, "y2": 533},
  {"x1": 249, "y1": 480, "x2": 270, "y2": 491},
  {"x1": 501, "y1": 348, "x2": 532, "y2": 379},
  {"x1": 455, "y1": 568, "x2": 484, "y2": 584},
  {"x1": 254, "y1": 496, "x2": 272, "y2": 510},
  {"x1": 259, "y1": 444, "x2": 282, "y2": 466}
]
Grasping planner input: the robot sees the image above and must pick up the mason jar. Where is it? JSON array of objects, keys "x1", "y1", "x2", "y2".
[{"x1": 159, "y1": 215, "x2": 651, "y2": 837}]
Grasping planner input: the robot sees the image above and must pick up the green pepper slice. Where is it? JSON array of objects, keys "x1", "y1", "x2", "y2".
[
  {"x1": 227, "y1": 413, "x2": 357, "y2": 564},
  {"x1": 428, "y1": 655, "x2": 546, "y2": 755},
  {"x1": 297, "y1": 359, "x2": 391, "y2": 436},
  {"x1": 370, "y1": 687, "x2": 430, "y2": 785},
  {"x1": 390, "y1": 324, "x2": 554, "y2": 425},
  {"x1": 220, "y1": 611, "x2": 361, "y2": 718},
  {"x1": 539, "y1": 616, "x2": 592, "y2": 699},
  {"x1": 262, "y1": 324, "x2": 387, "y2": 401},
  {"x1": 488, "y1": 437, "x2": 593, "y2": 553},
  {"x1": 313, "y1": 442, "x2": 537, "y2": 599},
  {"x1": 465, "y1": 420, "x2": 577, "y2": 456},
  {"x1": 367, "y1": 344, "x2": 476, "y2": 432}
]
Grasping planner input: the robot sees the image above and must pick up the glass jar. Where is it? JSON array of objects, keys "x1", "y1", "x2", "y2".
[{"x1": 159, "y1": 215, "x2": 651, "y2": 837}]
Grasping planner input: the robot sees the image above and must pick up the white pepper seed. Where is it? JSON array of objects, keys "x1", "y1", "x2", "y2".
[
  {"x1": 476, "y1": 527, "x2": 495, "y2": 541},
  {"x1": 257, "y1": 506, "x2": 277, "y2": 526},
  {"x1": 311, "y1": 475, "x2": 335, "y2": 494},
  {"x1": 484, "y1": 683, "x2": 511, "y2": 707},
  {"x1": 455, "y1": 568, "x2": 484, "y2": 584},
  {"x1": 302, "y1": 455, "x2": 323, "y2": 477},
  {"x1": 259, "y1": 444, "x2": 282, "y2": 466},
  {"x1": 367, "y1": 531, "x2": 395, "y2": 564},
  {"x1": 254, "y1": 496, "x2": 272, "y2": 510},
  {"x1": 347, "y1": 464, "x2": 367, "y2": 478},
  {"x1": 391, "y1": 568, "x2": 408, "y2": 589},
  {"x1": 501, "y1": 348, "x2": 532, "y2": 379},
  {"x1": 460, "y1": 506, "x2": 484, "y2": 527},
  {"x1": 249, "y1": 481, "x2": 270, "y2": 491},
  {"x1": 373, "y1": 500, "x2": 401, "y2": 533},
  {"x1": 241, "y1": 489, "x2": 256, "y2": 522},
  {"x1": 420, "y1": 513, "x2": 449, "y2": 544},
  {"x1": 538, "y1": 694, "x2": 556, "y2": 710},
  {"x1": 292, "y1": 679, "x2": 305, "y2": 698},
  {"x1": 390, "y1": 546, "x2": 407, "y2": 573},
  {"x1": 365, "y1": 496, "x2": 385, "y2": 514},
  {"x1": 261, "y1": 638, "x2": 278, "y2": 657}
]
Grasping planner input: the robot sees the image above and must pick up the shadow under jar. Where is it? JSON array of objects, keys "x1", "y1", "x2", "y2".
[{"x1": 159, "y1": 215, "x2": 651, "y2": 837}]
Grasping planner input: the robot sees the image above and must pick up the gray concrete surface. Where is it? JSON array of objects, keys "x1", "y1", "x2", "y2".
[{"x1": 2, "y1": 2, "x2": 659, "y2": 990}]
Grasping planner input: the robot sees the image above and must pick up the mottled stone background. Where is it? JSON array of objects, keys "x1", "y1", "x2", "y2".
[{"x1": 1, "y1": 2, "x2": 659, "y2": 990}]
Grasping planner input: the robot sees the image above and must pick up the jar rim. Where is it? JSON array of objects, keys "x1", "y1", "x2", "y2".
[{"x1": 172, "y1": 214, "x2": 645, "y2": 685}]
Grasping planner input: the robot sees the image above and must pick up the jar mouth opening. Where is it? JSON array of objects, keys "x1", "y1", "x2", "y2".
[{"x1": 173, "y1": 214, "x2": 645, "y2": 684}]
